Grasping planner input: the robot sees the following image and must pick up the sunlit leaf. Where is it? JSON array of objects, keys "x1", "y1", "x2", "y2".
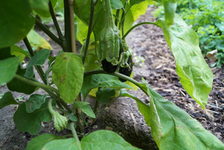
[
  {"x1": 52, "y1": 53, "x2": 84, "y2": 103},
  {"x1": 124, "y1": 1, "x2": 149, "y2": 33},
  {"x1": 158, "y1": 15, "x2": 213, "y2": 108},
  {"x1": 10, "y1": 46, "x2": 29, "y2": 62},
  {"x1": 27, "y1": 30, "x2": 52, "y2": 50},
  {"x1": 142, "y1": 84, "x2": 224, "y2": 150}
]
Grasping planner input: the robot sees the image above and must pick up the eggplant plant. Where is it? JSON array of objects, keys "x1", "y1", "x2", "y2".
[{"x1": 0, "y1": 0, "x2": 223, "y2": 150}]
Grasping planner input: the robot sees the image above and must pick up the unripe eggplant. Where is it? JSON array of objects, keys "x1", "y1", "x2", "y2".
[{"x1": 96, "y1": 0, "x2": 120, "y2": 72}]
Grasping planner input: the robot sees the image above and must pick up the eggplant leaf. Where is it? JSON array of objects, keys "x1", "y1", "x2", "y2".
[
  {"x1": 52, "y1": 53, "x2": 84, "y2": 103},
  {"x1": 121, "y1": 84, "x2": 224, "y2": 150},
  {"x1": 81, "y1": 74, "x2": 131, "y2": 98},
  {"x1": 138, "y1": 84, "x2": 224, "y2": 150},
  {"x1": 158, "y1": 14, "x2": 213, "y2": 108}
]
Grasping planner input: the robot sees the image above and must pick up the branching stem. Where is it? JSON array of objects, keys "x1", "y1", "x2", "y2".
[
  {"x1": 82, "y1": 0, "x2": 95, "y2": 63},
  {"x1": 49, "y1": 1, "x2": 64, "y2": 41},
  {"x1": 15, "y1": 74, "x2": 58, "y2": 94},
  {"x1": 122, "y1": 22, "x2": 158, "y2": 39},
  {"x1": 23, "y1": 37, "x2": 48, "y2": 84},
  {"x1": 35, "y1": 17, "x2": 63, "y2": 46}
]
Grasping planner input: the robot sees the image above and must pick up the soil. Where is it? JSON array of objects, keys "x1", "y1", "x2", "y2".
[{"x1": 0, "y1": 6, "x2": 223, "y2": 150}]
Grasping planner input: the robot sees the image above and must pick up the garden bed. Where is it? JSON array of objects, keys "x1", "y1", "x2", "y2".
[{"x1": 0, "y1": 7, "x2": 223, "y2": 150}]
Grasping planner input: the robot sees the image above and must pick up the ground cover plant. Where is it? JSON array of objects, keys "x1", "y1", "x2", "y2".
[{"x1": 0, "y1": 0, "x2": 224, "y2": 150}]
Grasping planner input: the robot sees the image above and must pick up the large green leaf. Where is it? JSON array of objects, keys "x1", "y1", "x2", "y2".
[
  {"x1": 134, "y1": 83, "x2": 224, "y2": 150},
  {"x1": 36, "y1": 130, "x2": 140, "y2": 150},
  {"x1": 52, "y1": 53, "x2": 84, "y2": 104},
  {"x1": 158, "y1": 15, "x2": 213, "y2": 108},
  {"x1": 0, "y1": 57, "x2": 19, "y2": 85},
  {"x1": 0, "y1": 92, "x2": 18, "y2": 109},
  {"x1": 42, "y1": 138, "x2": 80, "y2": 150},
  {"x1": 26, "y1": 134, "x2": 61, "y2": 150},
  {"x1": 81, "y1": 130, "x2": 140, "y2": 150},
  {"x1": 0, "y1": 0, "x2": 34, "y2": 48},
  {"x1": 14, "y1": 101, "x2": 51, "y2": 135},
  {"x1": 81, "y1": 74, "x2": 131, "y2": 98}
]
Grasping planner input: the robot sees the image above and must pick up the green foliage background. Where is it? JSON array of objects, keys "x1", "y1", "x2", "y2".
[
  {"x1": 177, "y1": 0, "x2": 224, "y2": 67},
  {"x1": 154, "y1": 0, "x2": 224, "y2": 67}
]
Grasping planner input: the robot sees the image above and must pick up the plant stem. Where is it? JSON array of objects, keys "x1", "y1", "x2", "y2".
[
  {"x1": 120, "y1": 8, "x2": 126, "y2": 36},
  {"x1": 15, "y1": 74, "x2": 58, "y2": 94},
  {"x1": 113, "y1": 72, "x2": 140, "y2": 87},
  {"x1": 64, "y1": 0, "x2": 77, "y2": 53},
  {"x1": 49, "y1": 1, "x2": 64, "y2": 41},
  {"x1": 23, "y1": 37, "x2": 48, "y2": 84},
  {"x1": 14, "y1": 74, "x2": 72, "y2": 112},
  {"x1": 70, "y1": 123, "x2": 82, "y2": 150},
  {"x1": 35, "y1": 17, "x2": 63, "y2": 46},
  {"x1": 84, "y1": 70, "x2": 105, "y2": 76},
  {"x1": 82, "y1": 0, "x2": 95, "y2": 63},
  {"x1": 122, "y1": 22, "x2": 158, "y2": 39},
  {"x1": 112, "y1": 72, "x2": 148, "y2": 95},
  {"x1": 115, "y1": 9, "x2": 120, "y2": 26}
]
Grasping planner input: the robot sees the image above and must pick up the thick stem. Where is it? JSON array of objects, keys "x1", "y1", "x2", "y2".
[
  {"x1": 15, "y1": 74, "x2": 72, "y2": 112},
  {"x1": 23, "y1": 37, "x2": 48, "y2": 84},
  {"x1": 122, "y1": 22, "x2": 158, "y2": 39},
  {"x1": 82, "y1": 0, "x2": 95, "y2": 63},
  {"x1": 35, "y1": 17, "x2": 63, "y2": 46},
  {"x1": 49, "y1": 1, "x2": 64, "y2": 41},
  {"x1": 64, "y1": 0, "x2": 76, "y2": 53},
  {"x1": 70, "y1": 123, "x2": 82, "y2": 150},
  {"x1": 15, "y1": 74, "x2": 58, "y2": 94}
]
